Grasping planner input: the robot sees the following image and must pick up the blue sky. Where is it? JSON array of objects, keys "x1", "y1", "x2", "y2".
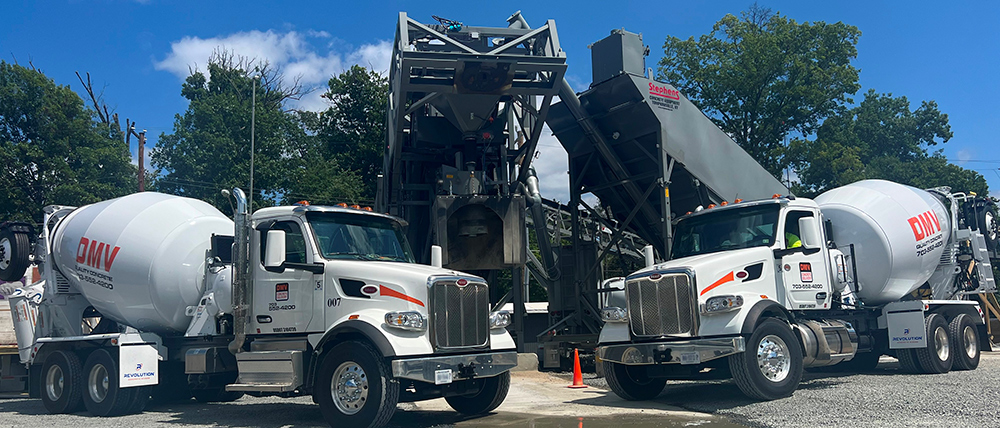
[{"x1": 2, "y1": 0, "x2": 998, "y2": 201}]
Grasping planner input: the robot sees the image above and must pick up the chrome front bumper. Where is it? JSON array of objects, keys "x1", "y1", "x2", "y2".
[
  {"x1": 598, "y1": 337, "x2": 745, "y2": 366},
  {"x1": 391, "y1": 351, "x2": 517, "y2": 383}
]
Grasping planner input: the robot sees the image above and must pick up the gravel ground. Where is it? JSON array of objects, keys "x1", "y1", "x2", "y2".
[
  {"x1": 584, "y1": 352, "x2": 1000, "y2": 428},
  {"x1": 0, "y1": 370, "x2": 733, "y2": 428}
]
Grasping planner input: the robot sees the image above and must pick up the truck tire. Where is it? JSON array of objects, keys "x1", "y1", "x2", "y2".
[
  {"x1": 914, "y1": 313, "x2": 953, "y2": 374},
  {"x1": 192, "y1": 388, "x2": 244, "y2": 403},
  {"x1": 729, "y1": 318, "x2": 803, "y2": 400},
  {"x1": 603, "y1": 361, "x2": 666, "y2": 401},
  {"x1": 445, "y1": 371, "x2": 510, "y2": 415},
  {"x1": 949, "y1": 314, "x2": 980, "y2": 371},
  {"x1": 895, "y1": 349, "x2": 921, "y2": 373},
  {"x1": 315, "y1": 341, "x2": 399, "y2": 428},
  {"x1": 978, "y1": 209, "x2": 997, "y2": 252},
  {"x1": 40, "y1": 350, "x2": 85, "y2": 414},
  {"x1": 126, "y1": 386, "x2": 152, "y2": 413},
  {"x1": 0, "y1": 227, "x2": 30, "y2": 282},
  {"x1": 82, "y1": 349, "x2": 138, "y2": 416}
]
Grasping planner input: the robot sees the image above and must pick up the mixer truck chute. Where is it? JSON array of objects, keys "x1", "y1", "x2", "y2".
[
  {"x1": 0, "y1": 190, "x2": 516, "y2": 428},
  {"x1": 597, "y1": 180, "x2": 999, "y2": 401}
]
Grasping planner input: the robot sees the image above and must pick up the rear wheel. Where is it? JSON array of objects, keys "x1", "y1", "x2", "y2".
[
  {"x1": 82, "y1": 349, "x2": 137, "y2": 416},
  {"x1": 445, "y1": 372, "x2": 510, "y2": 415},
  {"x1": 979, "y1": 209, "x2": 997, "y2": 252},
  {"x1": 949, "y1": 314, "x2": 980, "y2": 371},
  {"x1": 603, "y1": 361, "x2": 666, "y2": 401},
  {"x1": 895, "y1": 349, "x2": 921, "y2": 373},
  {"x1": 729, "y1": 318, "x2": 803, "y2": 400},
  {"x1": 0, "y1": 227, "x2": 30, "y2": 282},
  {"x1": 40, "y1": 350, "x2": 84, "y2": 414},
  {"x1": 314, "y1": 341, "x2": 398, "y2": 428},
  {"x1": 914, "y1": 313, "x2": 953, "y2": 374}
]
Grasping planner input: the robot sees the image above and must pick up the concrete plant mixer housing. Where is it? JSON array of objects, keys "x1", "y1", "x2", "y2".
[{"x1": 815, "y1": 180, "x2": 953, "y2": 304}]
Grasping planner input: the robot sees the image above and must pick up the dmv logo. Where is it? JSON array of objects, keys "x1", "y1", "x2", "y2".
[
  {"x1": 75, "y1": 237, "x2": 121, "y2": 272},
  {"x1": 907, "y1": 211, "x2": 941, "y2": 242}
]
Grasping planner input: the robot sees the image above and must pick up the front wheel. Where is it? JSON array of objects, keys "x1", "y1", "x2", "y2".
[
  {"x1": 603, "y1": 360, "x2": 666, "y2": 401},
  {"x1": 949, "y1": 313, "x2": 980, "y2": 371},
  {"x1": 914, "y1": 313, "x2": 952, "y2": 374},
  {"x1": 729, "y1": 318, "x2": 803, "y2": 400},
  {"x1": 314, "y1": 341, "x2": 399, "y2": 428},
  {"x1": 445, "y1": 372, "x2": 510, "y2": 415}
]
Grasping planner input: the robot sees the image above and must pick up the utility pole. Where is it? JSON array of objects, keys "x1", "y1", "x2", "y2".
[
  {"x1": 249, "y1": 73, "x2": 259, "y2": 210},
  {"x1": 138, "y1": 130, "x2": 146, "y2": 192},
  {"x1": 128, "y1": 124, "x2": 146, "y2": 192}
]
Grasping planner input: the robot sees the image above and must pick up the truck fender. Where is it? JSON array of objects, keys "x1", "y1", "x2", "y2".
[
  {"x1": 306, "y1": 320, "x2": 396, "y2": 392},
  {"x1": 741, "y1": 300, "x2": 793, "y2": 335}
]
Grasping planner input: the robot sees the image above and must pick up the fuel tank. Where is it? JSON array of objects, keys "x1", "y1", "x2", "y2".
[
  {"x1": 815, "y1": 180, "x2": 950, "y2": 304},
  {"x1": 51, "y1": 192, "x2": 232, "y2": 333}
]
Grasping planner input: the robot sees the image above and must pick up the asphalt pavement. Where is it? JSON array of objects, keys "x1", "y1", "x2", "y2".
[{"x1": 0, "y1": 354, "x2": 997, "y2": 427}]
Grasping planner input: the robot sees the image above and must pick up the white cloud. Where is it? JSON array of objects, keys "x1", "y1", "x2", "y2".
[
  {"x1": 155, "y1": 30, "x2": 392, "y2": 111},
  {"x1": 533, "y1": 126, "x2": 570, "y2": 203},
  {"x1": 956, "y1": 148, "x2": 973, "y2": 164}
]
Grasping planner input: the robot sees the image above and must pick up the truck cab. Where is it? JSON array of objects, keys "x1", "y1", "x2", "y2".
[{"x1": 598, "y1": 184, "x2": 994, "y2": 403}]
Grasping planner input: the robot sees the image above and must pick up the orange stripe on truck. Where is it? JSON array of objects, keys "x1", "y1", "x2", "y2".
[
  {"x1": 380, "y1": 285, "x2": 425, "y2": 307},
  {"x1": 700, "y1": 271, "x2": 734, "y2": 296}
]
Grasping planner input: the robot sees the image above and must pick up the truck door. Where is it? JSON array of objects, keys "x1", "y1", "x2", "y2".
[
  {"x1": 778, "y1": 210, "x2": 833, "y2": 310},
  {"x1": 252, "y1": 219, "x2": 320, "y2": 334}
]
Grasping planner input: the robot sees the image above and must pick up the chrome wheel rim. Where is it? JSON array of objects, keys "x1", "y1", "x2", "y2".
[
  {"x1": 45, "y1": 365, "x2": 64, "y2": 402},
  {"x1": 757, "y1": 334, "x2": 791, "y2": 382},
  {"x1": 964, "y1": 325, "x2": 978, "y2": 359},
  {"x1": 332, "y1": 361, "x2": 368, "y2": 415},
  {"x1": 0, "y1": 237, "x2": 11, "y2": 270},
  {"x1": 934, "y1": 326, "x2": 950, "y2": 361},
  {"x1": 88, "y1": 364, "x2": 109, "y2": 404}
]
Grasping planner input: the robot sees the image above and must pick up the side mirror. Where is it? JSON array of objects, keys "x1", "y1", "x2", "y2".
[
  {"x1": 799, "y1": 217, "x2": 821, "y2": 250},
  {"x1": 265, "y1": 230, "x2": 286, "y2": 268}
]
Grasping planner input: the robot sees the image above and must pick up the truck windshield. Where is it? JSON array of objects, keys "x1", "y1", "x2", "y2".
[
  {"x1": 306, "y1": 212, "x2": 415, "y2": 263},
  {"x1": 671, "y1": 204, "x2": 780, "y2": 259}
]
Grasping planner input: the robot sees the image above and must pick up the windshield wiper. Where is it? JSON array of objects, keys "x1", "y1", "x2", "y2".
[{"x1": 327, "y1": 252, "x2": 378, "y2": 261}]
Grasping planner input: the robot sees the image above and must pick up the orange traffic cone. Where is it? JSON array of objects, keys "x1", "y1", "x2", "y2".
[{"x1": 568, "y1": 348, "x2": 587, "y2": 388}]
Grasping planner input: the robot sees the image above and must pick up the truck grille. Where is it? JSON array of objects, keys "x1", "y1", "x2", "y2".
[
  {"x1": 626, "y1": 272, "x2": 697, "y2": 337},
  {"x1": 429, "y1": 278, "x2": 489, "y2": 350}
]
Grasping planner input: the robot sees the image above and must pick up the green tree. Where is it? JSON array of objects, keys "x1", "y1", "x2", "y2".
[
  {"x1": 303, "y1": 65, "x2": 388, "y2": 200},
  {"x1": 151, "y1": 53, "x2": 303, "y2": 211},
  {"x1": 657, "y1": 4, "x2": 861, "y2": 176},
  {"x1": 0, "y1": 61, "x2": 136, "y2": 223},
  {"x1": 789, "y1": 89, "x2": 988, "y2": 196}
]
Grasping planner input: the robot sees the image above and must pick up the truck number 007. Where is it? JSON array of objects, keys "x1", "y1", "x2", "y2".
[{"x1": 326, "y1": 298, "x2": 342, "y2": 307}]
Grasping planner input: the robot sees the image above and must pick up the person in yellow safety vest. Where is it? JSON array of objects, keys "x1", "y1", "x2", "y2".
[{"x1": 785, "y1": 232, "x2": 802, "y2": 249}]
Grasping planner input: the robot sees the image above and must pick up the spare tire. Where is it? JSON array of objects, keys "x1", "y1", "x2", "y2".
[{"x1": 0, "y1": 226, "x2": 31, "y2": 282}]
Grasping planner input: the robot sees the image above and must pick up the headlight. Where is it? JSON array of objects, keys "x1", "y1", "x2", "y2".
[
  {"x1": 600, "y1": 306, "x2": 628, "y2": 323},
  {"x1": 385, "y1": 311, "x2": 426, "y2": 331},
  {"x1": 701, "y1": 295, "x2": 744, "y2": 314},
  {"x1": 489, "y1": 310, "x2": 511, "y2": 330}
]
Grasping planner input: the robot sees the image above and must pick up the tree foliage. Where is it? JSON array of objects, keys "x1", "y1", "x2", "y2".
[
  {"x1": 657, "y1": 4, "x2": 861, "y2": 176},
  {"x1": 788, "y1": 89, "x2": 988, "y2": 196},
  {"x1": 302, "y1": 65, "x2": 388, "y2": 200},
  {"x1": 151, "y1": 53, "x2": 305, "y2": 211},
  {"x1": 0, "y1": 61, "x2": 136, "y2": 223}
]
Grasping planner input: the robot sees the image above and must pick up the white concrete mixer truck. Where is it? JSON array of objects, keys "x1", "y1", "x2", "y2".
[
  {"x1": 0, "y1": 189, "x2": 516, "y2": 428},
  {"x1": 597, "y1": 180, "x2": 999, "y2": 401}
]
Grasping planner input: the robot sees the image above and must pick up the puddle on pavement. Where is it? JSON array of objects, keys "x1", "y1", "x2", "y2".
[{"x1": 447, "y1": 412, "x2": 744, "y2": 428}]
